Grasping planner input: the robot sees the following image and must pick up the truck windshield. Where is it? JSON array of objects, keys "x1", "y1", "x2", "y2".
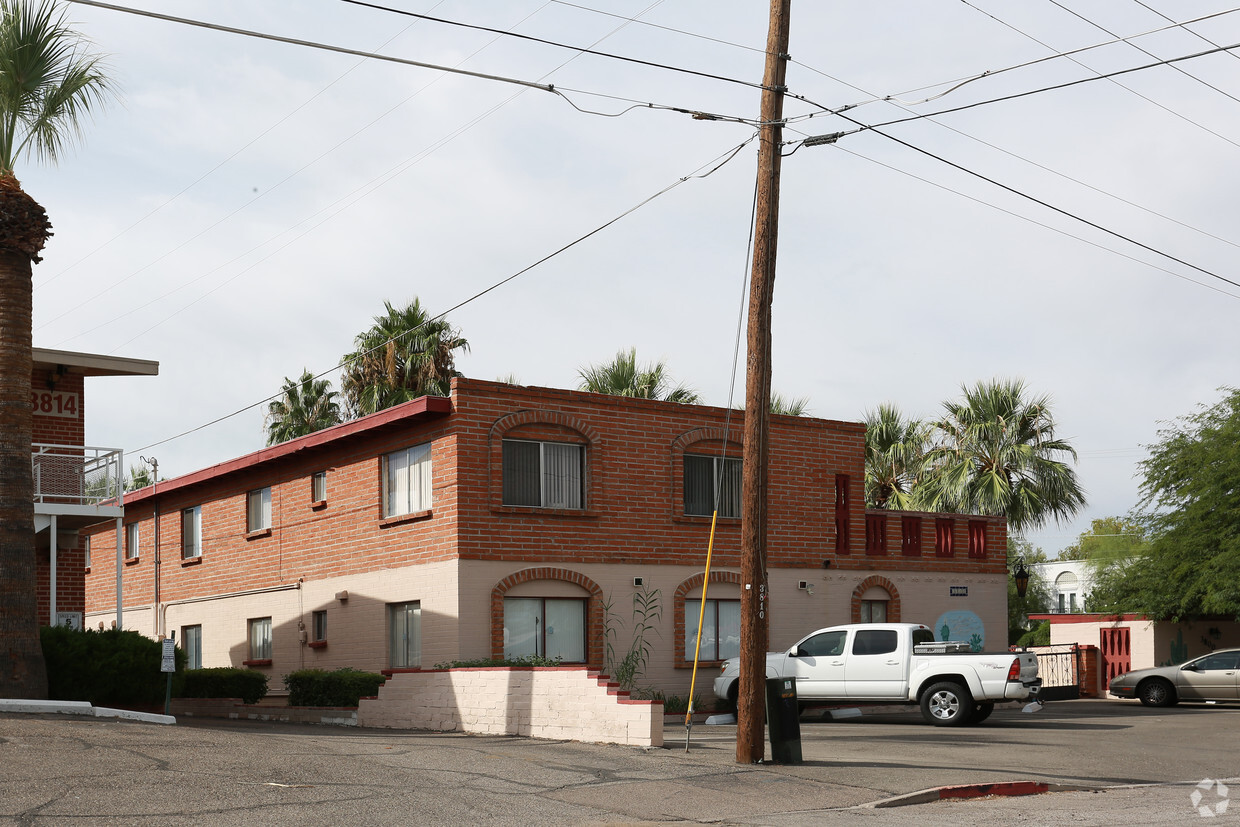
[{"x1": 912, "y1": 629, "x2": 935, "y2": 647}]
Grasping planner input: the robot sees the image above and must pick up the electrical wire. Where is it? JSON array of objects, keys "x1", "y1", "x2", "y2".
[{"x1": 127, "y1": 134, "x2": 758, "y2": 455}]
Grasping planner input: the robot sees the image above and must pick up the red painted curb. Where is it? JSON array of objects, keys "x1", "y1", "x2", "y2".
[{"x1": 937, "y1": 781, "x2": 1050, "y2": 800}]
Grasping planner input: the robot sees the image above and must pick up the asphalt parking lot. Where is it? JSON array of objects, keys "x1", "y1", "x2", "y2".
[{"x1": 2, "y1": 698, "x2": 1238, "y2": 825}]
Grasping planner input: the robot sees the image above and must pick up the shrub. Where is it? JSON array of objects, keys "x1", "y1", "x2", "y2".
[
  {"x1": 283, "y1": 668, "x2": 385, "y2": 707},
  {"x1": 179, "y1": 667, "x2": 269, "y2": 704},
  {"x1": 432, "y1": 655, "x2": 563, "y2": 669},
  {"x1": 40, "y1": 626, "x2": 186, "y2": 707}
]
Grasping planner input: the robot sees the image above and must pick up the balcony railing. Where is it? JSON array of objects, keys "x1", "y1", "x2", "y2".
[{"x1": 32, "y1": 443, "x2": 124, "y2": 508}]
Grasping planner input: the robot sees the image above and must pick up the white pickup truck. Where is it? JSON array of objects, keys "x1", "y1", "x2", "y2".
[{"x1": 713, "y1": 622, "x2": 1041, "y2": 726}]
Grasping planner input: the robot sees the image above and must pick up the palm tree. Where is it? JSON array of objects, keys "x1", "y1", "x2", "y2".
[
  {"x1": 918, "y1": 379, "x2": 1086, "y2": 532},
  {"x1": 266, "y1": 370, "x2": 343, "y2": 445},
  {"x1": 863, "y1": 404, "x2": 930, "y2": 509},
  {"x1": 770, "y1": 393, "x2": 810, "y2": 416},
  {"x1": 0, "y1": 0, "x2": 113, "y2": 699},
  {"x1": 577, "y1": 348, "x2": 700, "y2": 404},
  {"x1": 340, "y1": 299, "x2": 469, "y2": 418}
]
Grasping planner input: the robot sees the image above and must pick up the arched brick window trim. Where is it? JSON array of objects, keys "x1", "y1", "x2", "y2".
[
  {"x1": 487, "y1": 410, "x2": 602, "y2": 510},
  {"x1": 850, "y1": 575, "x2": 901, "y2": 623},
  {"x1": 670, "y1": 428, "x2": 742, "y2": 520},
  {"x1": 674, "y1": 570, "x2": 742, "y2": 665},
  {"x1": 490, "y1": 567, "x2": 605, "y2": 669}
]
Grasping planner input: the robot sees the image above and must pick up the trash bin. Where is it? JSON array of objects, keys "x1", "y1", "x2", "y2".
[{"x1": 765, "y1": 676, "x2": 802, "y2": 764}]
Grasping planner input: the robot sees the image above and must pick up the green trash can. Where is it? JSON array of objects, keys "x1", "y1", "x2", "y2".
[{"x1": 765, "y1": 676, "x2": 802, "y2": 764}]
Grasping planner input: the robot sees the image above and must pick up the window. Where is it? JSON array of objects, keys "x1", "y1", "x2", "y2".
[
  {"x1": 684, "y1": 598, "x2": 740, "y2": 661},
  {"x1": 1197, "y1": 652, "x2": 1240, "y2": 670},
  {"x1": 901, "y1": 516, "x2": 922, "y2": 556},
  {"x1": 182, "y1": 625, "x2": 202, "y2": 670},
  {"x1": 248, "y1": 617, "x2": 272, "y2": 661},
  {"x1": 312, "y1": 610, "x2": 327, "y2": 643},
  {"x1": 181, "y1": 506, "x2": 202, "y2": 559},
  {"x1": 246, "y1": 487, "x2": 271, "y2": 532},
  {"x1": 852, "y1": 628, "x2": 896, "y2": 655},
  {"x1": 935, "y1": 518, "x2": 954, "y2": 557},
  {"x1": 860, "y1": 600, "x2": 888, "y2": 623},
  {"x1": 502, "y1": 440, "x2": 584, "y2": 509},
  {"x1": 1058, "y1": 593, "x2": 1066, "y2": 613},
  {"x1": 125, "y1": 522, "x2": 139, "y2": 560},
  {"x1": 83, "y1": 536, "x2": 91, "y2": 569},
  {"x1": 388, "y1": 601, "x2": 421, "y2": 668},
  {"x1": 834, "y1": 474, "x2": 850, "y2": 554},
  {"x1": 865, "y1": 513, "x2": 888, "y2": 555},
  {"x1": 798, "y1": 630, "x2": 846, "y2": 657},
  {"x1": 311, "y1": 471, "x2": 327, "y2": 503},
  {"x1": 683, "y1": 455, "x2": 741, "y2": 517},
  {"x1": 968, "y1": 520, "x2": 987, "y2": 558},
  {"x1": 384, "y1": 444, "x2": 432, "y2": 517},
  {"x1": 503, "y1": 597, "x2": 586, "y2": 661}
]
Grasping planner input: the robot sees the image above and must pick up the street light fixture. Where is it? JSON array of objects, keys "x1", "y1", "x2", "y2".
[{"x1": 1013, "y1": 559, "x2": 1030, "y2": 599}]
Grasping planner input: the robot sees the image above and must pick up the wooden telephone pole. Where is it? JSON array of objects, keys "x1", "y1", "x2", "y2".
[{"x1": 737, "y1": 0, "x2": 792, "y2": 764}]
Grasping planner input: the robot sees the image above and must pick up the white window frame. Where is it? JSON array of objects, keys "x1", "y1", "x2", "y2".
[
  {"x1": 684, "y1": 597, "x2": 740, "y2": 661},
  {"x1": 683, "y1": 454, "x2": 741, "y2": 517},
  {"x1": 312, "y1": 610, "x2": 327, "y2": 642},
  {"x1": 501, "y1": 440, "x2": 585, "y2": 510},
  {"x1": 124, "y1": 522, "x2": 139, "y2": 560},
  {"x1": 502, "y1": 597, "x2": 587, "y2": 662},
  {"x1": 383, "y1": 444, "x2": 432, "y2": 518},
  {"x1": 181, "y1": 506, "x2": 202, "y2": 559},
  {"x1": 246, "y1": 487, "x2": 272, "y2": 532},
  {"x1": 311, "y1": 470, "x2": 327, "y2": 503},
  {"x1": 388, "y1": 601, "x2": 421, "y2": 668},
  {"x1": 182, "y1": 624, "x2": 202, "y2": 670},
  {"x1": 84, "y1": 535, "x2": 91, "y2": 569},
  {"x1": 248, "y1": 617, "x2": 272, "y2": 661}
]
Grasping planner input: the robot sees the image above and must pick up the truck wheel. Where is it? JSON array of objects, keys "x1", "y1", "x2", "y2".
[
  {"x1": 966, "y1": 702, "x2": 994, "y2": 725},
  {"x1": 920, "y1": 681, "x2": 975, "y2": 727},
  {"x1": 725, "y1": 683, "x2": 739, "y2": 715}
]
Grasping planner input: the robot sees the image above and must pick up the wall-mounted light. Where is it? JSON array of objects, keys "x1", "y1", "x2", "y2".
[
  {"x1": 1013, "y1": 559, "x2": 1030, "y2": 599},
  {"x1": 822, "y1": 560, "x2": 832, "y2": 569},
  {"x1": 632, "y1": 577, "x2": 644, "y2": 588}
]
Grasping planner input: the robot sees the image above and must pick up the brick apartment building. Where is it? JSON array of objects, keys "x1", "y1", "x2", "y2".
[
  {"x1": 83, "y1": 377, "x2": 1007, "y2": 695},
  {"x1": 31, "y1": 347, "x2": 158, "y2": 628}
]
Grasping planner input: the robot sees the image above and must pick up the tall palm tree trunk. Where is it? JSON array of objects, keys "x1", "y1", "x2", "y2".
[{"x1": 0, "y1": 174, "x2": 51, "y2": 698}]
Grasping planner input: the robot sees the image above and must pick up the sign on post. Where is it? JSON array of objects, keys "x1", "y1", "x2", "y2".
[{"x1": 160, "y1": 638, "x2": 176, "y2": 673}]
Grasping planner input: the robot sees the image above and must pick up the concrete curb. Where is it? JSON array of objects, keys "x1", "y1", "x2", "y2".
[
  {"x1": 0, "y1": 699, "x2": 175, "y2": 726},
  {"x1": 865, "y1": 781, "x2": 1096, "y2": 808}
]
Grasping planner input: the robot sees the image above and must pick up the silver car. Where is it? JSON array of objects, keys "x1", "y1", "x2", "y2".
[{"x1": 1109, "y1": 649, "x2": 1240, "y2": 707}]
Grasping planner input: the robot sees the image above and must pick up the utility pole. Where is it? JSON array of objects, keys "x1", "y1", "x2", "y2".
[{"x1": 737, "y1": 0, "x2": 792, "y2": 764}]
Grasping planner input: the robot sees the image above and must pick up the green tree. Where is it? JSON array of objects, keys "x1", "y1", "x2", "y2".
[
  {"x1": 863, "y1": 403, "x2": 929, "y2": 509},
  {"x1": 1007, "y1": 537, "x2": 1050, "y2": 644},
  {"x1": 918, "y1": 379, "x2": 1086, "y2": 532},
  {"x1": 1089, "y1": 388, "x2": 1240, "y2": 620},
  {"x1": 0, "y1": 0, "x2": 113, "y2": 700},
  {"x1": 577, "y1": 348, "x2": 700, "y2": 404},
  {"x1": 770, "y1": 393, "x2": 809, "y2": 416},
  {"x1": 340, "y1": 299, "x2": 468, "y2": 418},
  {"x1": 1058, "y1": 516, "x2": 1148, "y2": 562},
  {"x1": 125, "y1": 459, "x2": 161, "y2": 492},
  {"x1": 265, "y1": 369, "x2": 343, "y2": 446}
]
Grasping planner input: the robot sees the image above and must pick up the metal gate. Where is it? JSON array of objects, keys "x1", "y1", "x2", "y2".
[{"x1": 1026, "y1": 644, "x2": 1081, "y2": 701}]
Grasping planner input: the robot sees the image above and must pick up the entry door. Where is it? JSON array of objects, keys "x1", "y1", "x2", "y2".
[
  {"x1": 843, "y1": 629, "x2": 906, "y2": 699},
  {"x1": 1100, "y1": 628, "x2": 1131, "y2": 690},
  {"x1": 787, "y1": 629, "x2": 847, "y2": 698}
]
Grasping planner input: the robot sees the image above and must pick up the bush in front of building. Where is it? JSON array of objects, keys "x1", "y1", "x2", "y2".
[
  {"x1": 283, "y1": 668, "x2": 386, "y2": 707},
  {"x1": 179, "y1": 667, "x2": 269, "y2": 704},
  {"x1": 40, "y1": 625, "x2": 186, "y2": 707}
]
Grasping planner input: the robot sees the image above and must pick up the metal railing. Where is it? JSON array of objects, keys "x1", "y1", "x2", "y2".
[
  {"x1": 1021, "y1": 643, "x2": 1081, "y2": 701},
  {"x1": 31, "y1": 443, "x2": 124, "y2": 507}
]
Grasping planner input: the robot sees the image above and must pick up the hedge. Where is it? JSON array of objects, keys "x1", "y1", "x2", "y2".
[
  {"x1": 179, "y1": 668, "x2": 269, "y2": 704},
  {"x1": 283, "y1": 668, "x2": 385, "y2": 707},
  {"x1": 40, "y1": 626, "x2": 185, "y2": 707}
]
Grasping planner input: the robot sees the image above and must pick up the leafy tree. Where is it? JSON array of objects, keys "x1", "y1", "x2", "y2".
[
  {"x1": 770, "y1": 393, "x2": 809, "y2": 416},
  {"x1": 1058, "y1": 516, "x2": 1149, "y2": 562},
  {"x1": 0, "y1": 0, "x2": 113, "y2": 700},
  {"x1": 918, "y1": 379, "x2": 1086, "y2": 532},
  {"x1": 340, "y1": 299, "x2": 468, "y2": 418},
  {"x1": 1089, "y1": 388, "x2": 1240, "y2": 620},
  {"x1": 1008, "y1": 537, "x2": 1051, "y2": 644},
  {"x1": 863, "y1": 403, "x2": 929, "y2": 509},
  {"x1": 265, "y1": 369, "x2": 343, "y2": 445},
  {"x1": 577, "y1": 348, "x2": 700, "y2": 404}
]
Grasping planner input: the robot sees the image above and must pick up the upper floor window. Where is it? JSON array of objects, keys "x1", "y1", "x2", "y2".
[
  {"x1": 246, "y1": 487, "x2": 271, "y2": 532},
  {"x1": 935, "y1": 518, "x2": 955, "y2": 557},
  {"x1": 834, "y1": 474, "x2": 851, "y2": 554},
  {"x1": 181, "y1": 506, "x2": 202, "y2": 559},
  {"x1": 968, "y1": 520, "x2": 987, "y2": 558},
  {"x1": 311, "y1": 471, "x2": 327, "y2": 504},
  {"x1": 84, "y1": 535, "x2": 91, "y2": 569},
  {"x1": 683, "y1": 455, "x2": 741, "y2": 517},
  {"x1": 901, "y1": 516, "x2": 922, "y2": 556},
  {"x1": 502, "y1": 440, "x2": 583, "y2": 509},
  {"x1": 125, "y1": 522, "x2": 140, "y2": 560},
  {"x1": 384, "y1": 444, "x2": 432, "y2": 517}
]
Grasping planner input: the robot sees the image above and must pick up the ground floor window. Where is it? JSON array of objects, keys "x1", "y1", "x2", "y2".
[
  {"x1": 312, "y1": 610, "x2": 327, "y2": 642},
  {"x1": 182, "y1": 624, "x2": 202, "y2": 670},
  {"x1": 503, "y1": 598, "x2": 586, "y2": 662},
  {"x1": 684, "y1": 598, "x2": 740, "y2": 661},
  {"x1": 248, "y1": 618, "x2": 271, "y2": 661},
  {"x1": 860, "y1": 599, "x2": 888, "y2": 623},
  {"x1": 388, "y1": 601, "x2": 421, "y2": 668}
]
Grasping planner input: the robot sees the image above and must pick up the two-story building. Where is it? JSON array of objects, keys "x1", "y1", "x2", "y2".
[
  {"x1": 32, "y1": 347, "x2": 158, "y2": 629},
  {"x1": 83, "y1": 378, "x2": 1008, "y2": 695}
]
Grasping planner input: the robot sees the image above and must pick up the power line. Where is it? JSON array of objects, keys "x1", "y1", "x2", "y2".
[
  {"x1": 127, "y1": 135, "x2": 757, "y2": 455},
  {"x1": 339, "y1": 0, "x2": 771, "y2": 92}
]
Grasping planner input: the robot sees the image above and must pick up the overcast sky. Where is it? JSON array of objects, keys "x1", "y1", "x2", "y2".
[{"x1": 26, "y1": 0, "x2": 1240, "y2": 556}]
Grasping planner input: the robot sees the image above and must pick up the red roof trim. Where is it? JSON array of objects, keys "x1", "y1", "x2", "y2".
[{"x1": 126, "y1": 395, "x2": 452, "y2": 502}]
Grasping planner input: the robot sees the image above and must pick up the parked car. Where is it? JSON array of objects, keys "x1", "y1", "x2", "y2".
[
  {"x1": 1109, "y1": 649, "x2": 1240, "y2": 707},
  {"x1": 713, "y1": 623, "x2": 1041, "y2": 726}
]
